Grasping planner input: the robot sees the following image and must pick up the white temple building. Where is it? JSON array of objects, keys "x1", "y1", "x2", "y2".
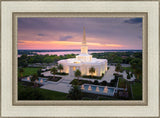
[{"x1": 58, "y1": 27, "x2": 108, "y2": 77}]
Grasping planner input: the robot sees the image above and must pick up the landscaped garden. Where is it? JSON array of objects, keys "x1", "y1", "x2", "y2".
[
  {"x1": 70, "y1": 78, "x2": 118, "y2": 87},
  {"x1": 18, "y1": 67, "x2": 41, "y2": 78},
  {"x1": 47, "y1": 76, "x2": 62, "y2": 82},
  {"x1": 82, "y1": 74, "x2": 104, "y2": 79}
]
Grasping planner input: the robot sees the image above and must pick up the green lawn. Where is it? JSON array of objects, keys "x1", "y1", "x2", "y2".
[
  {"x1": 18, "y1": 67, "x2": 41, "y2": 78},
  {"x1": 132, "y1": 82, "x2": 142, "y2": 100},
  {"x1": 18, "y1": 82, "x2": 68, "y2": 100},
  {"x1": 122, "y1": 67, "x2": 133, "y2": 72},
  {"x1": 118, "y1": 78, "x2": 126, "y2": 88}
]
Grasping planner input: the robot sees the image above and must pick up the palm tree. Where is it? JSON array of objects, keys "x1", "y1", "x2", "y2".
[
  {"x1": 58, "y1": 64, "x2": 63, "y2": 73},
  {"x1": 74, "y1": 69, "x2": 81, "y2": 80},
  {"x1": 51, "y1": 67, "x2": 57, "y2": 79},
  {"x1": 68, "y1": 85, "x2": 82, "y2": 100},
  {"x1": 89, "y1": 67, "x2": 95, "y2": 77},
  {"x1": 19, "y1": 68, "x2": 24, "y2": 78},
  {"x1": 31, "y1": 74, "x2": 38, "y2": 87}
]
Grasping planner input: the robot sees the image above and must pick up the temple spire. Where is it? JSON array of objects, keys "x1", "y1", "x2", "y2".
[
  {"x1": 82, "y1": 27, "x2": 86, "y2": 45},
  {"x1": 81, "y1": 27, "x2": 88, "y2": 54}
]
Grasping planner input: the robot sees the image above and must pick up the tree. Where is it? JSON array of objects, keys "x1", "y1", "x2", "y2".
[
  {"x1": 58, "y1": 64, "x2": 63, "y2": 73},
  {"x1": 44, "y1": 56, "x2": 53, "y2": 64},
  {"x1": 19, "y1": 68, "x2": 24, "y2": 77},
  {"x1": 134, "y1": 67, "x2": 142, "y2": 80},
  {"x1": 100, "y1": 81, "x2": 107, "y2": 86},
  {"x1": 68, "y1": 85, "x2": 82, "y2": 100},
  {"x1": 20, "y1": 54, "x2": 28, "y2": 59},
  {"x1": 130, "y1": 58, "x2": 142, "y2": 80},
  {"x1": 18, "y1": 54, "x2": 28, "y2": 67},
  {"x1": 93, "y1": 80, "x2": 99, "y2": 85},
  {"x1": 74, "y1": 69, "x2": 81, "y2": 80},
  {"x1": 18, "y1": 59, "x2": 28, "y2": 67},
  {"x1": 71, "y1": 79, "x2": 79, "y2": 85},
  {"x1": 126, "y1": 70, "x2": 129, "y2": 75},
  {"x1": 89, "y1": 67, "x2": 95, "y2": 77},
  {"x1": 130, "y1": 58, "x2": 142, "y2": 70},
  {"x1": 37, "y1": 69, "x2": 42, "y2": 77},
  {"x1": 115, "y1": 63, "x2": 122, "y2": 72},
  {"x1": 50, "y1": 67, "x2": 57, "y2": 79},
  {"x1": 127, "y1": 74, "x2": 131, "y2": 79},
  {"x1": 31, "y1": 74, "x2": 38, "y2": 87}
]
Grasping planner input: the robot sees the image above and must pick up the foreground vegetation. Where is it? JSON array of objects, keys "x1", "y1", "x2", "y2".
[
  {"x1": 132, "y1": 82, "x2": 142, "y2": 100},
  {"x1": 18, "y1": 82, "x2": 68, "y2": 100},
  {"x1": 18, "y1": 82, "x2": 120, "y2": 100},
  {"x1": 118, "y1": 78, "x2": 127, "y2": 88}
]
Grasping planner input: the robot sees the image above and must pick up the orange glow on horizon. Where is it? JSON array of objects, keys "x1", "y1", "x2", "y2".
[{"x1": 18, "y1": 40, "x2": 123, "y2": 50}]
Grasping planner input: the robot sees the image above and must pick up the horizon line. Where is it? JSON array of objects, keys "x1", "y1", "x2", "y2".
[{"x1": 18, "y1": 49, "x2": 142, "y2": 51}]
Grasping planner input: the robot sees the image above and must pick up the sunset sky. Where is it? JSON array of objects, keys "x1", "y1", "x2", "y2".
[{"x1": 18, "y1": 17, "x2": 142, "y2": 50}]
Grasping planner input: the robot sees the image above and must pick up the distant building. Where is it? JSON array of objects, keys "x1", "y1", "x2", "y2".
[{"x1": 58, "y1": 27, "x2": 108, "y2": 77}]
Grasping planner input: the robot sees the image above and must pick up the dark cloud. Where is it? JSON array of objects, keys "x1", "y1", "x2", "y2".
[
  {"x1": 138, "y1": 35, "x2": 142, "y2": 40},
  {"x1": 36, "y1": 39, "x2": 44, "y2": 41},
  {"x1": 18, "y1": 17, "x2": 142, "y2": 49},
  {"x1": 37, "y1": 33, "x2": 46, "y2": 36},
  {"x1": 59, "y1": 36, "x2": 73, "y2": 41},
  {"x1": 124, "y1": 18, "x2": 142, "y2": 24},
  {"x1": 18, "y1": 18, "x2": 128, "y2": 34}
]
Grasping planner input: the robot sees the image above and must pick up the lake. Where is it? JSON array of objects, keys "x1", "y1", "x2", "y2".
[{"x1": 18, "y1": 50, "x2": 142, "y2": 57}]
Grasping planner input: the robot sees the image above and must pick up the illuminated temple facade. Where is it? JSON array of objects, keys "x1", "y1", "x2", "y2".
[{"x1": 58, "y1": 27, "x2": 108, "y2": 77}]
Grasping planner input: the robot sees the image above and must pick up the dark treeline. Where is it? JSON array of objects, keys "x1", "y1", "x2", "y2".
[
  {"x1": 92, "y1": 51, "x2": 142, "y2": 64},
  {"x1": 18, "y1": 51, "x2": 142, "y2": 69},
  {"x1": 18, "y1": 54, "x2": 76, "y2": 67},
  {"x1": 18, "y1": 49, "x2": 142, "y2": 55}
]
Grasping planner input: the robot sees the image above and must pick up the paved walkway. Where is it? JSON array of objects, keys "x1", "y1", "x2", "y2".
[
  {"x1": 41, "y1": 82, "x2": 71, "y2": 93},
  {"x1": 119, "y1": 71, "x2": 136, "y2": 82},
  {"x1": 100, "y1": 66, "x2": 116, "y2": 83},
  {"x1": 40, "y1": 75, "x2": 74, "y2": 93},
  {"x1": 40, "y1": 76, "x2": 73, "y2": 93}
]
